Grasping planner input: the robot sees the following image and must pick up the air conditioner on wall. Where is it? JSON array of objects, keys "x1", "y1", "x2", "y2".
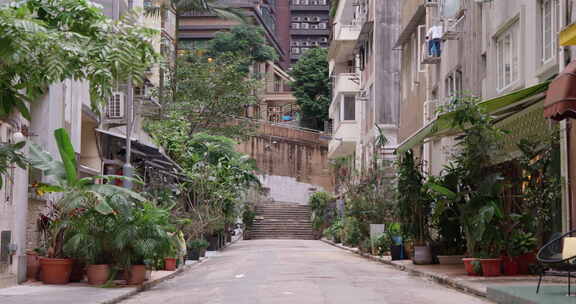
[
  {"x1": 292, "y1": 16, "x2": 301, "y2": 21},
  {"x1": 107, "y1": 92, "x2": 125, "y2": 119}
]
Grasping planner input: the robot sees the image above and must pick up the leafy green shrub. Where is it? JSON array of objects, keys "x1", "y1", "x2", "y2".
[
  {"x1": 187, "y1": 239, "x2": 209, "y2": 250},
  {"x1": 324, "y1": 218, "x2": 343, "y2": 242},
  {"x1": 309, "y1": 192, "x2": 335, "y2": 233},
  {"x1": 373, "y1": 233, "x2": 392, "y2": 257},
  {"x1": 343, "y1": 217, "x2": 362, "y2": 247},
  {"x1": 242, "y1": 205, "x2": 256, "y2": 229}
]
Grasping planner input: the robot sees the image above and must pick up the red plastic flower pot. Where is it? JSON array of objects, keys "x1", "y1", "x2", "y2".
[
  {"x1": 462, "y1": 258, "x2": 481, "y2": 276},
  {"x1": 480, "y1": 258, "x2": 502, "y2": 277},
  {"x1": 516, "y1": 252, "x2": 536, "y2": 275},
  {"x1": 164, "y1": 258, "x2": 177, "y2": 271},
  {"x1": 501, "y1": 256, "x2": 519, "y2": 276}
]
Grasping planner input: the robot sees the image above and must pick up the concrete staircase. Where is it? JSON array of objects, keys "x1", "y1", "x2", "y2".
[{"x1": 249, "y1": 202, "x2": 315, "y2": 240}]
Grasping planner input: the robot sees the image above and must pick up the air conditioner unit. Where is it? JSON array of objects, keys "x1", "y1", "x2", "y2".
[
  {"x1": 291, "y1": 41, "x2": 300, "y2": 46},
  {"x1": 313, "y1": 16, "x2": 321, "y2": 22},
  {"x1": 311, "y1": 24, "x2": 318, "y2": 29},
  {"x1": 303, "y1": 17, "x2": 311, "y2": 22},
  {"x1": 302, "y1": 41, "x2": 309, "y2": 46},
  {"x1": 107, "y1": 92, "x2": 125, "y2": 119},
  {"x1": 312, "y1": 41, "x2": 319, "y2": 46},
  {"x1": 292, "y1": 16, "x2": 301, "y2": 21},
  {"x1": 319, "y1": 23, "x2": 327, "y2": 29},
  {"x1": 321, "y1": 37, "x2": 328, "y2": 43}
]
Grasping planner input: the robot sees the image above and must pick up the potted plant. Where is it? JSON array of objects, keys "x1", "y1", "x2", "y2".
[
  {"x1": 30, "y1": 129, "x2": 146, "y2": 285},
  {"x1": 397, "y1": 151, "x2": 433, "y2": 265},
  {"x1": 241, "y1": 205, "x2": 256, "y2": 240},
  {"x1": 509, "y1": 231, "x2": 537, "y2": 275},
  {"x1": 187, "y1": 239, "x2": 208, "y2": 260},
  {"x1": 388, "y1": 223, "x2": 404, "y2": 261}
]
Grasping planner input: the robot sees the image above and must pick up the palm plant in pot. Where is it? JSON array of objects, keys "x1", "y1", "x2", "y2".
[
  {"x1": 31, "y1": 129, "x2": 145, "y2": 284},
  {"x1": 187, "y1": 239, "x2": 209, "y2": 260},
  {"x1": 397, "y1": 150, "x2": 432, "y2": 264},
  {"x1": 111, "y1": 201, "x2": 175, "y2": 285}
]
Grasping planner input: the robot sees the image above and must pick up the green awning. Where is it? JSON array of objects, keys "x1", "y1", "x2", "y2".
[{"x1": 395, "y1": 81, "x2": 551, "y2": 154}]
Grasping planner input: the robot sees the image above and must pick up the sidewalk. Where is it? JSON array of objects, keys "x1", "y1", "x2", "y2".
[
  {"x1": 322, "y1": 239, "x2": 572, "y2": 304},
  {"x1": 0, "y1": 234, "x2": 243, "y2": 304}
]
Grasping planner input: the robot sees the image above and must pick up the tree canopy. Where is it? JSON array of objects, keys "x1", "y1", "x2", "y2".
[
  {"x1": 290, "y1": 48, "x2": 331, "y2": 130},
  {"x1": 207, "y1": 24, "x2": 278, "y2": 72},
  {"x1": 0, "y1": 0, "x2": 160, "y2": 119}
]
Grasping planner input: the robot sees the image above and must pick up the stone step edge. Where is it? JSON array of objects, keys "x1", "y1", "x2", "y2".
[{"x1": 320, "y1": 239, "x2": 487, "y2": 299}]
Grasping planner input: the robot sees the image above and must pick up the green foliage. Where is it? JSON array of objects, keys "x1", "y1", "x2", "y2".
[
  {"x1": 207, "y1": 24, "x2": 278, "y2": 72},
  {"x1": 0, "y1": 0, "x2": 159, "y2": 119},
  {"x1": 373, "y1": 233, "x2": 392, "y2": 257},
  {"x1": 290, "y1": 48, "x2": 331, "y2": 130},
  {"x1": 187, "y1": 239, "x2": 209, "y2": 250},
  {"x1": 30, "y1": 128, "x2": 146, "y2": 258},
  {"x1": 0, "y1": 142, "x2": 27, "y2": 189},
  {"x1": 147, "y1": 54, "x2": 259, "y2": 140},
  {"x1": 509, "y1": 231, "x2": 537, "y2": 257},
  {"x1": 517, "y1": 135, "x2": 562, "y2": 241},
  {"x1": 396, "y1": 150, "x2": 431, "y2": 244},
  {"x1": 242, "y1": 204, "x2": 256, "y2": 229},
  {"x1": 343, "y1": 216, "x2": 362, "y2": 247},
  {"x1": 429, "y1": 96, "x2": 507, "y2": 257},
  {"x1": 324, "y1": 218, "x2": 344, "y2": 242},
  {"x1": 309, "y1": 191, "x2": 334, "y2": 232}
]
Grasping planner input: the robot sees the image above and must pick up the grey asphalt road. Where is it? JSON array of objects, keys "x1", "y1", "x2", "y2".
[{"x1": 121, "y1": 240, "x2": 491, "y2": 304}]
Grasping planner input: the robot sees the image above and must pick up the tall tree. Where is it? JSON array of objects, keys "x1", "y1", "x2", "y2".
[
  {"x1": 146, "y1": 54, "x2": 259, "y2": 141},
  {"x1": 290, "y1": 48, "x2": 331, "y2": 130}
]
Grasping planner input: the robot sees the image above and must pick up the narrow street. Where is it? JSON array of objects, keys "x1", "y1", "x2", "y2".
[{"x1": 120, "y1": 240, "x2": 489, "y2": 304}]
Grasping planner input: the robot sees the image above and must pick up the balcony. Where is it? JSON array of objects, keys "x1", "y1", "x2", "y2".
[
  {"x1": 328, "y1": 121, "x2": 359, "y2": 158},
  {"x1": 332, "y1": 73, "x2": 360, "y2": 98},
  {"x1": 329, "y1": 23, "x2": 361, "y2": 61}
]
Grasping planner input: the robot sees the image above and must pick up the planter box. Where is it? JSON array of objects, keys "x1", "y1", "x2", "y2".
[
  {"x1": 437, "y1": 255, "x2": 465, "y2": 265},
  {"x1": 390, "y1": 245, "x2": 404, "y2": 261}
]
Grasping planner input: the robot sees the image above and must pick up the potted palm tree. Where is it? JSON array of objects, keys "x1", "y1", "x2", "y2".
[
  {"x1": 397, "y1": 151, "x2": 433, "y2": 264},
  {"x1": 31, "y1": 129, "x2": 145, "y2": 284}
]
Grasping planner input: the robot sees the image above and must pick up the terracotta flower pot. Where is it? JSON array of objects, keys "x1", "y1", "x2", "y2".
[
  {"x1": 480, "y1": 258, "x2": 502, "y2": 277},
  {"x1": 128, "y1": 265, "x2": 147, "y2": 285},
  {"x1": 70, "y1": 260, "x2": 85, "y2": 282},
  {"x1": 39, "y1": 258, "x2": 73, "y2": 284},
  {"x1": 26, "y1": 252, "x2": 40, "y2": 282},
  {"x1": 462, "y1": 258, "x2": 481, "y2": 276},
  {"x1": 86, "y1": 264, "x2": 110, "y2": 285},
  {"x1": 164, "y1": 258, "x2": 177, "y2": 271}
]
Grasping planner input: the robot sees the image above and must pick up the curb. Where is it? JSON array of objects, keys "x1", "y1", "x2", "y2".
[
  {"x1": 320, "y1": 239, "x2": 487, "y2": 298},
  {"x1": 104, "y1": 237, "x2": 242, "y2": 304}
]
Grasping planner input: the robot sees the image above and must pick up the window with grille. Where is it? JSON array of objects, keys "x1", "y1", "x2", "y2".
[{"x1": 107, "y1": 92, "x2": 125, "y2": 119}]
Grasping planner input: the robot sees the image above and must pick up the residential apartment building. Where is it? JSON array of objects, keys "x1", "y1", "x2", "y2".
[
  {"x1": 0, "y1": 0, "x2": 178, "y2": 287},
  {"x1": 327, "y1": 0, "x2": 401, "y2": 175},
  {"x1": 395, "y1": 0, "x2": 574, "y2": 231},
  {"x1": 289, "y1": 0, "x2": 331, "y2": 66}
]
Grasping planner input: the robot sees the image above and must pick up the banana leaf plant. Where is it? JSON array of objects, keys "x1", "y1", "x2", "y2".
[{"x1": 30, "y1": 128, "x2": 145, "y2": 258}]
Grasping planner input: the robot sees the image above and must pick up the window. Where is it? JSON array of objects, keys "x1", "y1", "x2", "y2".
[
  {"x1": 445, "y1": 68, "x2": 463, "y2": 106},
  {"x1": 291, "y1": 47, "x2": 300, "y2": 54},
  {"x1": 343, "y1": 95, "x2": 356, "y2": 121},
  {"x1": 301, "y1": 23, "x2": 309, "y2": 29},
  {"x1": 541, "y1": 0, "x2": 559, "y2": 63},
  {"x1": 292, "y1": 22, "x2": 300, "y2": 29},
  {"x1": 319, "y1": 0, "x2": 327, "y2": 4},
  {"x1": 496, "y1": 21, "x2": 519, "y2": 90}
]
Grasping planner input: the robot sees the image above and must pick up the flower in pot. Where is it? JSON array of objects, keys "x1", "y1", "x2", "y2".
[{"x1": 387, "y1": 223, "x2": 405, "y2": 261}]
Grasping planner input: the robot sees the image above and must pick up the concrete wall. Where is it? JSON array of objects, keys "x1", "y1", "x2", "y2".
[{"x1": 236, "y1": 122, "x2": 333, "y2": 203}]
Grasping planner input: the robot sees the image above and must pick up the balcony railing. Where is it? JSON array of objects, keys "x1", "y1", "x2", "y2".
[{"x1": 333, "y1": 22, "x2": 362, "y2": 41}]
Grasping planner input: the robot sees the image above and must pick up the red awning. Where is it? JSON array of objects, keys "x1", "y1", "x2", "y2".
[{"x1": 544, "y1": 60, "x2": 576, "y2": 120}]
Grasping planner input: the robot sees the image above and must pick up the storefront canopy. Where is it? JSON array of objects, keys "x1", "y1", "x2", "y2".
[
  {"x1": 396, "y1": 81, "x2": 551, "y2": 154},
  {"x1": 544, "y1": 60, "x2": 576, "y2": 121}
]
